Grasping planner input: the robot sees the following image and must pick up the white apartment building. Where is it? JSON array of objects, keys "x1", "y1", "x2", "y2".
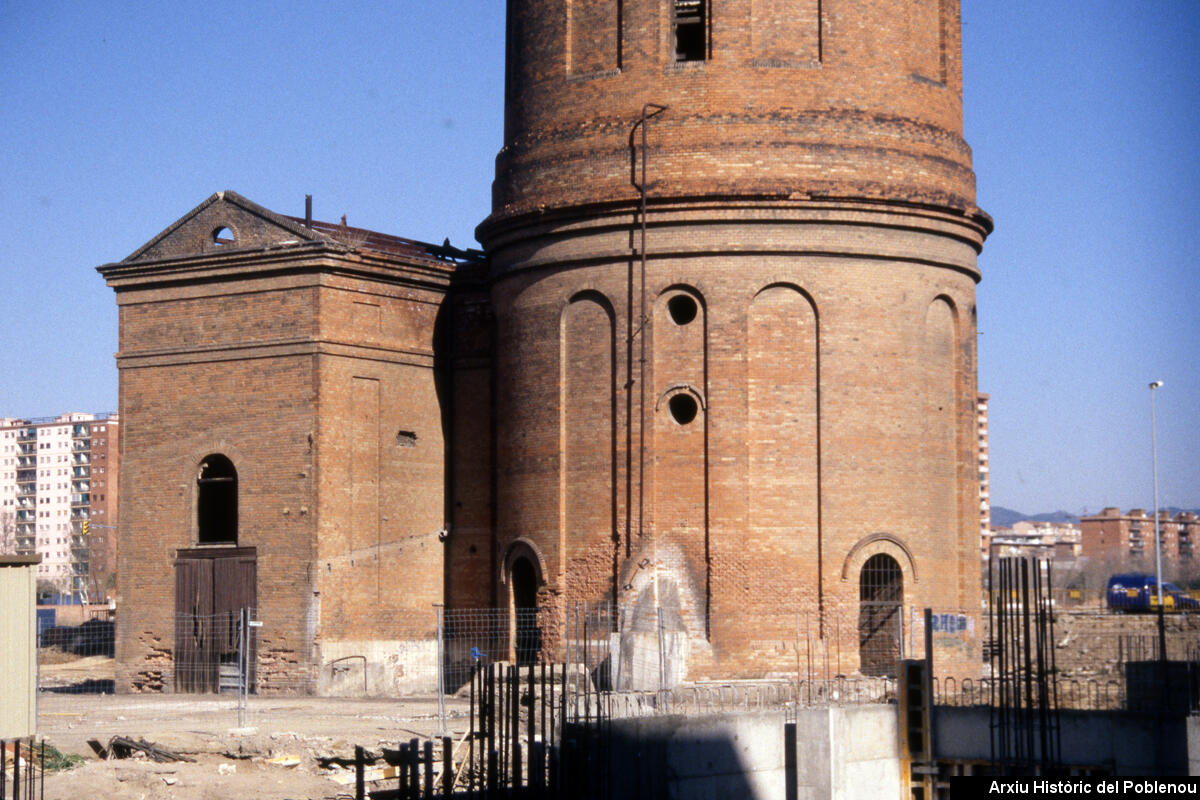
[
  {"x1": 978, "y1": 393, "x2": 990, "y2": 545},
  {"x1": 0, "y1": 412, "x2": 119, "y2": 595}
]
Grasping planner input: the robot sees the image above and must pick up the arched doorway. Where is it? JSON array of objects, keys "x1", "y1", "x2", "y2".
[
  {"x1": 510, "y1": 556, "x2": 541, "y2": 665},
  {"x1": 176, "y1": 453, "x2": 256, "y2": 693},
  {"x1": 858, "y1": 553, "x2": 902, "y2": 676}
]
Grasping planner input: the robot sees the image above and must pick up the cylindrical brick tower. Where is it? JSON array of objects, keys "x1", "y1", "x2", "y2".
[{"x1": 477, "y1": 0, "x2": 991, "y2": 682}]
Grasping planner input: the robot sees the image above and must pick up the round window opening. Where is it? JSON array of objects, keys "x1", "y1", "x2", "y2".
[
  {"x1": 667, "y1": 294, "x2": 698, "y2": 325},
  {"x1": 668, "y1": 393, "x2": 699, "y2": 425},
  {"x1": 211, "y1": 226, "x2": 235, "y2": 246}
]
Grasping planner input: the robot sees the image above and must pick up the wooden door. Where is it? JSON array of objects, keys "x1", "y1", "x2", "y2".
[{"x1": 174, "y1": 548, "x2": 256, "y2": 693}]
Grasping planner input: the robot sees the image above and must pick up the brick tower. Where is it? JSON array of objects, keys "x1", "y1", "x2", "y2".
[{"x1": 475, "y1": 1, "x2": 991, "y2": 681}]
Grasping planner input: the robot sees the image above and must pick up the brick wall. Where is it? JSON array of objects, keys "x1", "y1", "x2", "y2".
[
  {"x1": 483, "y1": 202, "x2": 985, "y2": 679},
  {"x1": 479, "y1": 0, "x2": 988, "y2": 681},
  {"x1": 102, "y1": 0, "x2": 995, "y2": 690},
  {"x1": 102, "y1": 193, "x2": 457, "y2": 692},
  {"x1": 483, "y1": 0, "x2": 982, "y2": 237}
]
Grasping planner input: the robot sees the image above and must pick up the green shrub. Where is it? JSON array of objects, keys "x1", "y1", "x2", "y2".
[{"x1": 39, "y1": 743, "x2": 86, "y2": 773}]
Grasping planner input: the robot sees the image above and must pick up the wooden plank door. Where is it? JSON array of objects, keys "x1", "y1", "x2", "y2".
[
  {"x1": 174, "y1": 548, "x2": 256, "y2": 693},
  {"x1": 213, "y1": 553, "x2": 257, "y2": 691},
  {"x1": 174, "y1": 556, "x2": 215, "y2": 692}
]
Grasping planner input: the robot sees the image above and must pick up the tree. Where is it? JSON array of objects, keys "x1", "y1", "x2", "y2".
[{"x1": 0, "y1": 509, "x2": 16, "y2": 555}]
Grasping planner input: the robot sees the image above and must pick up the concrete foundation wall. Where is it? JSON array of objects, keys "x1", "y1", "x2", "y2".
[
  {"x1": 1188, "y1": 716, "x2": 1200, "y2": 775},
  {"x1": 935, "y1": 706, "x2": 1192, "y2": 775},
  {"x1": 795, "y1": 705, "x2": 902, "y2": 800},
  {"x1": 590, "y1": 705, "x2": 901, "y2": 800}
]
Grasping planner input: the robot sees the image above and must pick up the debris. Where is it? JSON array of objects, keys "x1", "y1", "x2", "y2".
[
  {"x1": 328, "y1": 765, "x2": 399, "y2": 785},
  {"x1": 266, "y1": 755, "x2": 301, "y2": 768},
  {"x1": 316, "y1": 750, "x2": 377, "y2": 769},
  {"x1": 105, "y1": 736, "x2": 196, "y2": 763},
  {"x1": 218, "y1": 762, "x2": 236, "y2": 775}
]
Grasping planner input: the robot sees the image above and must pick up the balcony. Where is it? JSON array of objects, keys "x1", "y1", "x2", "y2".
[
  {"x1": 70, "y1": 508, "x2": 90, "y2": 521},
  {"x1": 16, "y1": 428, "x2": 36, "y2": 442},
  {"x1": 15, "y1": 469, "x2": 35, "y2": 484},
  {"x1": 71, "y1": 480, "x2": 91, "y2": 493},
  {"x1": 70, "y1": 494, "x2": 90, "y2": 507},
  {"x1": 71, "y1": 424, "x2": 90, "y2": 437},
  {"x1": 71, "y1": 440, "x2": 91, "y2": 452},
  {"x1": 71, "y1": 453, "x2": 89, "y2": 466},
  {"x1": 15, "y1": 509, "x2": 34, "y2": 522},
  {"x1": 72, "y1": 466, "x2": 90, "y2": 479},
  {"x1": 17, "y1": 443, "x2": 35, "y2": 456}
]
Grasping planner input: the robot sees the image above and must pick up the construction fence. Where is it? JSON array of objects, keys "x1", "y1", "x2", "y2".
[
  {"x1": 36, "y1": 606, "x2": 114, "y2": 695},
  {"x1": 34, "y1": 600, "x2": 1200, "y2": 712},
  {"x1": 33, "y1": 600, "x2": 972, "y2": 697}
]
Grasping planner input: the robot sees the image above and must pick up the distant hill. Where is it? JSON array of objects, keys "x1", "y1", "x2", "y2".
[
  {"x1": 991, "y1": 506, "x2": 1199, "y2": 528},
  {"x1": 990, "y1": 507, "x2": 1079, "y2": 527}
]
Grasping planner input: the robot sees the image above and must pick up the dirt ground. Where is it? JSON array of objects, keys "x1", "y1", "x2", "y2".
[{"x1": 32, "y1": 674, "x2": 473, "y2": 800}]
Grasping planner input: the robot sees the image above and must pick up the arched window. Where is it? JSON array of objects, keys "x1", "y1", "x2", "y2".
[
  {"x1": 197, "y1": 454, "x2": 237, "y2": 544},
  {"x1": 859, "y1": 553, "x2": 902, "y2": 676},
  {"x1": 510, "y1": 556, "x2": 541, "y2": 666}
]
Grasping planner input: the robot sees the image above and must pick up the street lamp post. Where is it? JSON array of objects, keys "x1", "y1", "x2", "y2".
[
  {"x1": 1150, "y1": 380, "x2": 1165, "y2": 665},
  {"x1": 1150, "y1": 381, "x2": 1164, "y2": 609}
]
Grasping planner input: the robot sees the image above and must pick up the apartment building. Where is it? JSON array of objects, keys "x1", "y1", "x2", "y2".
[
  {"x1": 986, "y1": 521, "x2": 1082, "y2": 561},
  {"x1": 978, "y1": 394, "x2": 991, "y2": 547},
  {"x1": 1080, "y1": 507, "x2": 1198, "y2": 572},
  {"x1": 0, "y1": 413, "x2": 119, "y2": 597}
]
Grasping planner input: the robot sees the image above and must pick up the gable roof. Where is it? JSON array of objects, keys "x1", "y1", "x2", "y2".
[
  {"x1": 122, "y1": 190, "x2": 327, "y2": 263},
  {"x1": 119, "y1": 190, "x2": 482, "y2": 267}
]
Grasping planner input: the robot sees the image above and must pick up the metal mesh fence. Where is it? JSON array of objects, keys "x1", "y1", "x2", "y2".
[
  {"x1": 35, "y1": 601, "x2": 1200, "y2": 716},
  {"x1": 930, "y1": 676, "x2": 1129, "y2": 711},
  {"x1": 32, "y1": 602, "x2": 973, "y2": 696},
  {"x1": 558, "y1": 601, "x2": 916, "y2": 693},
  {"x1": 442, "y1": 607, "x2": 540, "y2": 693},
  {"x1": 173, "y1": 609, "x2": 257, "y2": 696},
  {"x1": 37, "y1": 609, "x2": 114, "y2": 694}
]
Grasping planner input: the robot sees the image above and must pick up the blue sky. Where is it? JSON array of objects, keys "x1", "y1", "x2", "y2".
[{"x1": 2, "y1": 2, "x2": 1196, "y2": 516}]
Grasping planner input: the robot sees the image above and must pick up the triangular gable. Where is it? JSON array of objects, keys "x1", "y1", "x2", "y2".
[{"x1": 123, "y1": 191, "x2": 328, "y2": 263}]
